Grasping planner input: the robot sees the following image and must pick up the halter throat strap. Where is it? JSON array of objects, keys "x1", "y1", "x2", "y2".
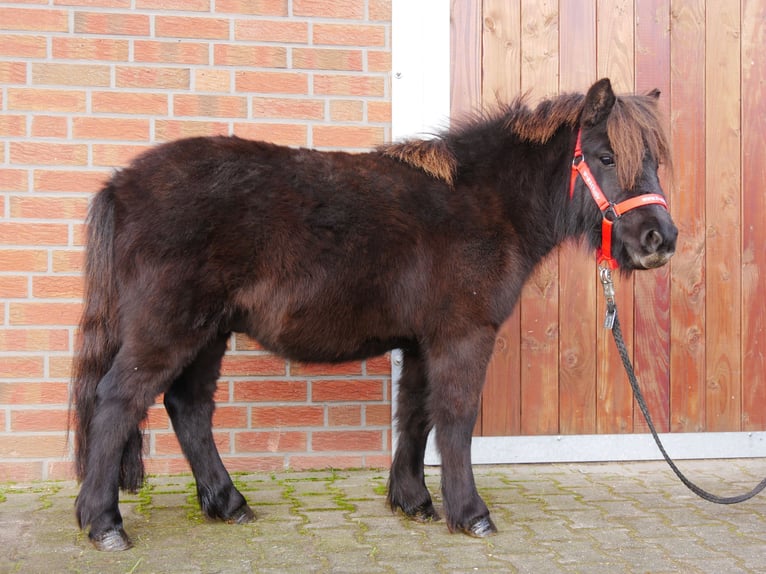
[{"x1": 569, "y1": 128, "x2": 668, "y2": 269}]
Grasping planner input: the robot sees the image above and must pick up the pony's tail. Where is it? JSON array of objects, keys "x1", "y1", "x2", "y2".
[{"x1": 71, "y1": 180, "x2": 144, "y2": 492}]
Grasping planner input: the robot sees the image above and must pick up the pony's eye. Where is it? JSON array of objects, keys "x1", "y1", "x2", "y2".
[{"x1": 600, "y1": 155, "x2": 615, "y2": 167}]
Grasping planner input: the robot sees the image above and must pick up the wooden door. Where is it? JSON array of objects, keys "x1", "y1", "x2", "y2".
[{"x1": 448, "y1": 0, "x2": 766, "y2": 438}]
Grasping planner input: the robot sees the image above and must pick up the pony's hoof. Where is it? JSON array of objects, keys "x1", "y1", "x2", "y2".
[
  {"x1": 408, "y1": 501, "x2": 441, "y2": 523},
  {"x1": 90, "y1": 527, "x2": 133, "y2": 551},
  {"x1": 226, "y1": 503, "x2": 255, "y2": 524},
  {"x1": 464, "y1": 515, "x2": 497, "y2": 538}
]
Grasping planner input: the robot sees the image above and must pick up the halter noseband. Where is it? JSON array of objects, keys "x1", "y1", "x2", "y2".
[{"x1": 569, "y1": 128, "x2": 668, "y2": 269}]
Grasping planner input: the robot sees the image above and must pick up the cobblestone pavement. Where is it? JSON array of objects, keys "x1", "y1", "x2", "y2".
[{"x1": 1, "y1": 460, "x2": 765, "y2": 573}]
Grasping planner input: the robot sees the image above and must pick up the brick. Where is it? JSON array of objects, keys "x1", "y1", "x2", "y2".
[
  {"x1": 294, "y1": 0, "x2": 364, "y2": 19},
  {"x1": 0, "y1": 222, "x2": 69, "y2": 246},
  {"x1": 11, "y1": 196, "x2": 89, "y2": 220},
  {"x1": 311, "y1": 430, "x2": 383, "y2": 451},
  {"x1": 0, "y1": 8, "x2": 69, "y2": 32},
  {"x1": 220, "y1": 354, "x2": 286, "y2": 377},
  {"x1": 367, "y1": 50, "x2": 391, "y2": 73},
  {"x1": 234, "y1": 20, "x2": 308, "y2": 44},
  {"x1": 92, "y1": 91, "x2": 169, "y2": 115},
  {"x1": 52, "y1": 37, "x2": 130, "y2": 61},
  {"x1": 292, "y1": 48, "x2": 363, "y2": 71},
  {"x1": 233, "y1": 380, "x2": 308, "y2": 402},
  {"x1": 212, "y1": 406, "x2": 248, "y2": 428},
  {"x1": 144, "y1": 457, "x2": 191, "y2": 475},
  {"x1": 313, "y1": 74, "x2": 385, "y2": 97},
  {"x1": 155, "y1": 16, "x2": 230, "y2": 40},
  {"x1": 313, "y1": 125, "x2": 385, "y2": 148},
  {"x1": 214, "y1": 44, "x2": 287, "y2": 68},
  {"x1": 49, "y1": 356, "x2": 74, "y2": 379},
  {"x1": 194, "y1": 69, "x2": 232, "y2": 92},
  {"x1": 9, "y1": 302, "x2": 82, "y2": 326},
  {"x1": 32, "y1": 63, "x2": 111, "y2": 87},
  {"x1": 252, "y1": 97, "x2": 324, "y2": 120},
  {"x1": 328, "y1": 405, "x2": 361, "y2": 426},
  {"x1": 365, "y1": 404, "x2": 391, "y2": 426},
  {"x1": 0, "y1": 35, "x2": 47, "y2": 58},
  {"x1": 155, "y1": 120, "x2": 230, "y2": 141},
  {"x1": 0, "y1": 277, "x2": 28, "y2": 299},
  {"x1": 0, "y1": 357, "x2": 45, "y2": 379},
  {"x1": 74, "y1": 12, "x2": 149, "y2": 36},
  {"x1": 0, "y1": 382, "x2": 69, "y2": 404},
  {"x1": 143, "y1": 405, "x2": 170, "y2": 429},
  {"x1": 292, "y1": 361, "x2": 363, "y2": 376},
  {"x1": 30, "y1": 116, "x2": 69, "y2": 139},
  {"x1": 72, "y1": 224, "x2": 86, "y2": 247},
  {"x1": 116, "y1": 66, "x2": 190, "y2": 90},
  {"x1": 11, "y1": 409, "x2": 69, "y2": 432},
  {"x1": 32, "y1": 276, "x2": 84, "y2": 299},
  {"x1": 365, "y1": 354, "x2": 391, "y2": 375},
  {"x1": 173, "y1": 94, "x2": 248, "y2": 118},
  {"x1": 330, "y1": 100, "x2": 363, "y2": 122},
  {"x1": 0, "y1": 62, "x2": 27, "y2": 84},
  {"x1": 369, "y1": 0, "x2": 392, "y2": 21},
  {"x1": 236, "y1": 71, "x2": 308, "y2": 94},
  {"x1": 312, "y1": 379, "x2": 383, "y2": 402},
  {"x1": 46, "y1": 460, "x2": 76, "y2": 481},
  {"x1": 235, "y1": 430, "x2": 306, "y2": 452},
  {"x1": 34, "y1": 170, "x2": 108, "y2": 192},
  {"x1": 0, "y1": 250, "x2": 48, "y2": 272},
  {"x1": 0, "y1": 462, "x2": 41, "y2": 482},
  {"x1": 220, "y1": 456, "x2": 284, "y2": 472},
  {"x1": 367, "y1": 100, "x2": 392, "y2": 123},
  {"x1": 0, "y1": 170, "x2": 28, "y2": 192},
  {"x1": 233, "y1": 122, "x2": 307, "y2": 146},
  {"x1": 133, "y1": 40, "x2": 210, "y2": 65},
  {"x1": 73, "y1": 117, "x2": 150, "y2": 140},
  {"x1": 251, "y1": 406, "x2": 323, "y2": 427},
  {"x1": 0, "y1": 115, "x2": 26, "y2": 138},
  {"x1": 92, "y1": 144, "x2": 151, "y2": 167},
  {"x1": 216, "y1": 0, "x2": 287, "y2": 15},
  {"x1": 0, "y1": 329, "x2": 70, "y2": 352},
  {"x1": 8, "y1": 88, "x2": 86, "y2": 113},
  {"x1": 54, "y1": 0, "x2": 131, "y2": 6},
  {"x1": 313, "y1": 24, "x2": 386, "y2": 47},
  {"x1": 11, "y1": 142, "x2": 85, "y2": 166},
  {"x1": 52, "y1": 249, "x2": 84, "y2": 273},
  {"x1": 136, "y1": 0, "x2": 209, "y2": 10},
  {"x1": 288, "y1": 454, "x2": 363, "y2": 470}
]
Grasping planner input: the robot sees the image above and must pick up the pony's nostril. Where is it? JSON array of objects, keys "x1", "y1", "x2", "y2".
[{"x1": 642, "y1": 229, "x2": 663, "y2": 253}]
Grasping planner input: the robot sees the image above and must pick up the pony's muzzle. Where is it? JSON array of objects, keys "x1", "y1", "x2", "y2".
[{"x1": 637, "y1": 221, "x2": 677, "y2": 268}]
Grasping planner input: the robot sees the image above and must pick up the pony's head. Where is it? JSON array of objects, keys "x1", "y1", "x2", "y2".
[{"x1": 574, "y1": 78, "x2": 678, "y2": 270}]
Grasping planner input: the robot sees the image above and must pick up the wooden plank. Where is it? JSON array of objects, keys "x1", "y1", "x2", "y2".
[
  {"x1": 595, "y1": 0, "x2": 635, "y2": 434},
  {"x1": 557, "y1": 0, "x2": 598, "y2": 435},
  {"x1": 450, "y1": 0, "x2": 484, "y2": 435},
  {"x1": 741, "y1": 0, "x2": 766, "y2": 431},
  {"x1": 632, "y1": 0, "x2": 671, "y2": 433},
  {"x1": 704, "y1": 2, "x2": 741, "y2": 432},
  {"x1": 668, "y1": 0, "x2": 706, "y2": 433},
  {"x1": 518, "y1": 0, "x2": 560, "y2": 435},
  {"x1": 480, "y1": 0, "x2": 522, "y2": 436}
]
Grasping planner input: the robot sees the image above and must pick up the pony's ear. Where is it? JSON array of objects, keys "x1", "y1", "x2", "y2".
[
  {"x1": 648, "y1": 88, "x2": 661, "y2": 99},
  {"x1": 581, "y1": 78, "x2": 616, "y2": 127}
]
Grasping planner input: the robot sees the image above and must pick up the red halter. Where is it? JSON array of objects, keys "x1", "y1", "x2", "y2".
[{"x1": 569, "y1": 128, "x2": 668, "y2": 269}]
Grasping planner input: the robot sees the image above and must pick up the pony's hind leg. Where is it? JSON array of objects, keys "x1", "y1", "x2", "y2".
[
  {"x1": 387, "y1": 348, "x2": 439, "y2": 522},
  {"x1": 163, "y1": 333, "x2": 254, "y2": 524},
  {"x1": 75, "y1": 345, "x2": 191, "y2": 551}
]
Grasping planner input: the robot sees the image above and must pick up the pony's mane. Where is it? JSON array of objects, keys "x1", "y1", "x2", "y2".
[{"x1": 381, "y1": 89, "x2": 671, "y2": 190}]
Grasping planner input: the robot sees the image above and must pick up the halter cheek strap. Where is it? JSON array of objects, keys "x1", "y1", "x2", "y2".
[{"x1": 569, "y1": 128, "x2": 668, "y2": 269}]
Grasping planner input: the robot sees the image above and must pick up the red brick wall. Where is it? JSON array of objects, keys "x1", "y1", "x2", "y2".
[{"x1": 0, "y1": 0, "x2": 392, "y2": 482}]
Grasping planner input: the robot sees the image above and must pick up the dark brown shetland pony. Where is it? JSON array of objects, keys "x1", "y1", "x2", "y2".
[{"x1": 72, "y1": 78, "x2": 677, "y2": 551}]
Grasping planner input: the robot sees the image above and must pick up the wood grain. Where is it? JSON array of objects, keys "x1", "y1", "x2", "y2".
[
  {"x1": 741, "y1": 0, "x2": 766, "y2": 430},
  {"x1": 669, "y1": 0, "x2": 706, "y2": 432},
  {"x1": 705, "y1": 2, "x2": 742, "y2": 432}
]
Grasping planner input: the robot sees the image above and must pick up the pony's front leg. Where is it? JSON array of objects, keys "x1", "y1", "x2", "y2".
[{"x1": 427, "y1": 328, "x2": 497, "y2": 537}]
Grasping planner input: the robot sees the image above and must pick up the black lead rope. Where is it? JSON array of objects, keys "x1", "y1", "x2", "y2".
[{"x1": 600, "y1": 267, "x2": 766, "y2": 504}]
